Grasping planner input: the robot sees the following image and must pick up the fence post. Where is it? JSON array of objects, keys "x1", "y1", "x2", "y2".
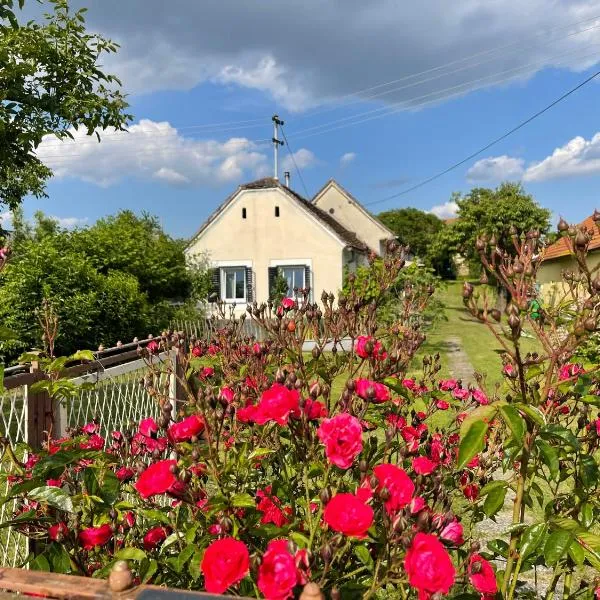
[{"x1": 26, "y1": 363, "x2": 53, "y2": 451}]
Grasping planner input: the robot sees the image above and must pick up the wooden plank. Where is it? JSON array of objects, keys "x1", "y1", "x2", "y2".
[
  {"x1": 0, "y1": 567, "x2": 110, "y2": 599},
  {"x1": 3, "y1": 372, "x2": 36, "y2": 391}
]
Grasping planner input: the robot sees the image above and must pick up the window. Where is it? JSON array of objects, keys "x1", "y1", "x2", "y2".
[
  {"x1": 280, "y1": 266, "x2": 305, "y2": 298},
  {"x1": 275, "y1": 206, "x2": 280, "y2": 217},
  {"x1": 242, "y1": 208, "x2": 247, "y2": 219},
  {"x1": 221, "y1": 267, "x2": 246, "y2": 302}
]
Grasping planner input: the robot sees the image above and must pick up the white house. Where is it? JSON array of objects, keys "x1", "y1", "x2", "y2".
[{"x1": 184, "y1": 177, "x2": 396, "y2": 313}]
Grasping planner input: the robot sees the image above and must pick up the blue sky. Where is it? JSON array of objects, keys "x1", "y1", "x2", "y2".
[{"x1": 23, "y1": 1, "x2": 600, "y2": 238}]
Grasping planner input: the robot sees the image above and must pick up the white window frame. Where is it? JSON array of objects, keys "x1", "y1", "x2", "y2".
[
  {"x1": 270, "y1": 259, "x2": 312, "y2": 302},
  {"x1": 220, "y1": 266, "x2": 247, "y2": 303}
]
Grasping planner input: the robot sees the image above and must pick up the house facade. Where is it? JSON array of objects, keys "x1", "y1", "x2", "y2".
[
  {"x1": 184, "y1": 178, "x2": 395, "y2": 314},
  {"x1": 538, "y1": 215, "x2": 600, "y2": 303}
]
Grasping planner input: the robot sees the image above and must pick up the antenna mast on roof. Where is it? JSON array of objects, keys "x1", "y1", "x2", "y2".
[{"x1": 272, "y1": 115, "x2": 284, "y2": 180}]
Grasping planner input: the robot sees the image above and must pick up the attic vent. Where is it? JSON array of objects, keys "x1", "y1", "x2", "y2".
[
  {"x1": 242, "y1": 208, "x2": 247, "y2": 219},
  {"x1": 329, "y1": 208, "x2": 335, "y2": 214},
  {"x1": 275, "y1": 206, "x2": 280, "y2": 217}
]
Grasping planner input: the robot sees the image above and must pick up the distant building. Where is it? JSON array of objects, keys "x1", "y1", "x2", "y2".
[
  {"x1": 184, "y1": 177, "x2": 396, "y2": 315},
  {"x1": 538, "y1": 215, "x2": 600, "y2": 302}
]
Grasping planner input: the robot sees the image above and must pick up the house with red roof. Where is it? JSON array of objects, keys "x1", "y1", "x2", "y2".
[{"x1": 538, "y1": 214, "x2": 600, "y2": 300}]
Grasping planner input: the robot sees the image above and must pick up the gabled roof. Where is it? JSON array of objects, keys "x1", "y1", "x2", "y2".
[
  {"x1": 542, "y1": 215, "x2": 600, "y2": 261},
  {"x1": 312, "y1": 179, "x2": 396, "y2": 238},
  {"x1": 186, "y1": 178, "x2": 368, "y2": 252}
]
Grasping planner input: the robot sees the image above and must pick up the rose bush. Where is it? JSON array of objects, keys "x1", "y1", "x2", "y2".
[{"x1": 3, "y1": 229, "x2": 600, "y2": 599}]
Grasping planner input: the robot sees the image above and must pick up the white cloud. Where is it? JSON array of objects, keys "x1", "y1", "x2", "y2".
[
  {"x1": 466, "y1": 155, "x2": 525, "y2": 182},
  {"x1": 51, "y1": 216, "x2": 89, "y2": 229},
  {"x1": 51, "y1": 1, "x2": 600, "y2": 112},
  {"x1": 340, "y1": 152, "x2": 357, "y2": 167},
  {"x1": 281, "y1": 148, "x2": 317, "y2": 172},
  {"x1": 0, "y1": 212, "x2": 12, "y2": 230},
  {"x1": 36, "y1": 119, "x2": 269, "y2": 187},
  {"x1": 429, "y1": 201, "x2": 458, "y2": 220},
  {"x1": 524, "y1": 132, "x2": 600, "y2": 181}
]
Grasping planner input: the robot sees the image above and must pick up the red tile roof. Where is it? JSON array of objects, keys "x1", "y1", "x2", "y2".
[{"x1": 543, "y1": 215, "x2": 600, "y2": 261}]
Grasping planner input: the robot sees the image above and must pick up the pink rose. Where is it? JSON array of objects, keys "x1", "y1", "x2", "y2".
[
  {"x1": 412, "y1": 456, "x2": 438, "y2": 475},
  {"x1": 373, "y1": 463, "x2": 415, "y2": 514},
  {"x1": 254, "y1": 384, "x2": 300, "y2": 426},
  {"x1": 317, "y1": 413, "x2": 363, "y2": 469},
  {"x1": 355, "y1": 379, "x2": 390, "y2": 403},
  {"x1": 440, "y1": 520, "x2": 464, "y2": 546}
]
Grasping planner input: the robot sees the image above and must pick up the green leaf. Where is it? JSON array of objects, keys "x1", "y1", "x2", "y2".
[
  {"x1": 479, "y1": 480, "x2": 508, "y2": 497},
  {"x1": 354, "y1": 545, "x2": 374, "y2": 571},
  {"x1": 519, "y1": 523, "x2": 547, "y2": 560},
  {"x1": 487, "y1": 538, "x2": 509, "y2": 558},
  {"x1": 459, "y1": 404, "x2": 499, "y2": 439},
  {"x1": 579, "y1": 394, "x2": 600, "y2": 408},
  {"x1": 514, "y1": 403, "x2": 546, "y2": 427},
  {"x1": 140, "y1": 509, "x2": 171, "y2": 525},
  {"x1": 248, "y1": 448, "x2": 275, "y2": 460},
  {"x1": 71, "y1": 349, "x2": 95, "y2": 362},
  {"x1": 580, "y1": 502, "x2": 594, "y2": 528},
  {"x1": 499, "y1": 404, "x2": 526, "y2": 443},
  {"x1": 579, "y1": 455, "x2": 599, "y2": 489},
  {"x1": 231, "y1": 493, "x2": 256, "y2": 508},
  {"x1": 28, "y1": 486, "x2": 73, "y2": 512},
  {"x1": 141, "y1": 559, "x2": 158, "y2": 584},
  {"x1": 457, "y1": 419, "x2": 489, "y2": 470},
  {"x1": 115, "y1": 548, "x2": 146, "y2": 562},
  {"x1": 290, "y1": 531, "x2": 310, "y2": 549},
  {"x1": 0, "y1": 326, "x2": 18, "y2": 341},
  {"x1": 30, "y1": 554, "x2": 50, "y2": 571},
  {"x1": 47, "y1": 542, "x2": 72, "y2": 573},
  {"x1": 535, "y1": 439, "x2": 559, "y2": 481},
  {"x1": 540, "y1": 424, "x2": 580, "y2": 450},
  {"x1": 483, "y1": 486, "x2": 507, "y2": 518},
  {"x1": 544, "y1": 529, "x2": 572, "y2": 565},
  {"x1": 568, "y1": 539, "x2": 585, "y2": 566}
]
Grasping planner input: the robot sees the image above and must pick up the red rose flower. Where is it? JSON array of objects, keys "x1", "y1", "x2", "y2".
[
  {"x1": 46, "y1": 479, "x2": 61, "y2": 487},
  {"x1": 48, "y1": 522, "x2": 69, "y2": 542},
  {"x1": 200, "y1": 366, "x2": 214, "y2": 379},
  {"x1": 143, "y1": 526, "x2": 170, "y2": 551},
  {"x1": 254, "y1": 383, "x2": 300, "y2": 426},
  {"x1": 281, "y1": 297, "x2": 296, "y2": 310},
  {"x1": 258, "y1": 539, "x2": 299, "y2": 600},
  {"x1": 440, "y1": 520, "x2": 464, "y2": 546},
  {"x1": 412, "y1": 456, "x2": 438, "y2": 475},
  {"x1": 134, "y1": 459, "x2": 184, "y2": 499},
  {"x1": 468, "y1": 554, "x2": 497, "y2": 597},
  {"x1": 303, "y1": 398, "x2": 328, "y2": 420},
  {"x1": 463, "y1": 483, "x2": 479, "y2": 501},
  {"x1": 355, "y1": 379, "x2": 390, "y2": 403},
  {"x1": 256, "y1": 487, "x2": 291, "y2": 527},
  {"x1": 220, "y1": 386, "x2": 235, "y2": 404},
  {"x1": 80, "y1": 434, "x2": 105, "y2": 450},
  {"x1": 201, "y1": 537, "x2": 249, "y2": 594},
  {"x1": 472, "y1": 389, "x2": 489, "y2": 405},
  {"x1": 139, "y1": 418, "x2": 158, "y2": 438},
  {"x1": 78, "y1": 524, "x2": 113, "y2": 550},
  {"x1": 168, "y1": 414, "x2": 205, "y2": 443},
  {"x1": 405, "y1": 533, "x2": 455, "y2": 598},
  {"x1": 82, "y1": 422, "x2": 98, "y2": 435},
  {"x1": 116, "y1": 467, "x2": 135, "y2": 482},
  {"x1": 147, "y1": 340, "x2": 159, "y2": 354},
  {"x1": 373, "y1": 464, "x2": 415, "y2": 514},
  {"x1": 355, "y1": 336, "x2": 386, "y2": 360},
  {"x1": 439, "y1": 379, "x2": 457, "y2": 391},
  {"x1": 191, "y1": 345, "x2": 203, "y2": 357},
  {"x1": 323, "y1": 493, "x2": 374, "y2": 538},
  {"x1": 317, "y1": 413, "x2": 363, "y2": 469},
  {"x1": 121, "y1": 511, "x2": 136, "y2": 530}
]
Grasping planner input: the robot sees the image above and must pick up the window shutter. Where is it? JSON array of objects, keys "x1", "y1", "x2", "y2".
[
  {"x1": 268, "y1": 267, "x2": 278, "y2": 300},
  {"x1": 304, "y1": 265, "x2": 311, "y2": 300},
  {"x1": 209, "y1": 268, "x2": 221, "y2": 301},
  {"x1": 245, "y1": 267, "x2": 253, "y2": 303}
]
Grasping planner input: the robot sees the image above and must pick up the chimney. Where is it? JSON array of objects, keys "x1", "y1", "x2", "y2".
[{"x1": 284, "y1": 171, "x2": 290, "y2": 187}]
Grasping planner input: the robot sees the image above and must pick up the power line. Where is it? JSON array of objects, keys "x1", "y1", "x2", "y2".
[
  {"x1": 364, "y1": 69, "x2": 600, "y2": 208},
  {"x1": 293, "y1": 16, "x2": 600, "y2": 122},
  {"x1": 301, "y1": 15, "x2": 600, "y2": 118},
  {"x1": 280, "y1": 126, "x2": 311, "y2": 199},
  {"x1": 288, "y1": 43, "x2": 600, "y2": 140}
]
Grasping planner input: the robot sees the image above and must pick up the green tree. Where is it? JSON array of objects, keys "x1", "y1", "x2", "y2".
[
  {"x1": 0, "y1": 0, "x2": 130, "y2": 209},
  {"x1": 429, "y1": 182, "x2": 551, "y2": 275},
  {"x1": 377, "y1": 208, "x2": 443, "y2": 259},
  {"x1": 0, "y1": 232, "x2": 150, "y2": 361},
  {"x1": 70, "y1": 211, "x2": 192, "y2": 302}
]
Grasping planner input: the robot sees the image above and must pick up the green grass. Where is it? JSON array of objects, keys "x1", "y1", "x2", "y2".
[{"x1": 413, "y1": 281, "x2": 542, "y2": 390}]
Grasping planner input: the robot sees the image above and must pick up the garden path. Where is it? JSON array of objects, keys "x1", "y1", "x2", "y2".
[{"x1": 445, "y1": 336, "x2": 475, "y2": 383}]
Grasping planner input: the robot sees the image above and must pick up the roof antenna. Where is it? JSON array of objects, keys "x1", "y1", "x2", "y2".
[
  {"x1": 272, "y1": 114, "x2": 284, "y2": 180},
  {"x1": 284, "y1": 171, "x2": 290, "y2": 187}
]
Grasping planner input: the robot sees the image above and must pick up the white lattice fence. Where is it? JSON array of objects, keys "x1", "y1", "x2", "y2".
[{"x1": 0, "y1": 385, "x2": 29, "y2": 567}]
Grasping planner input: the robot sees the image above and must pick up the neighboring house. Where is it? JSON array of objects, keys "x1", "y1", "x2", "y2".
[
  {"x1": 184, "y1": 177, "x2": 395, "y2": 314},
  {"x1": 312, "y1": 179, "x2": 396, "y2": 256},
  {"x1": 538, "y1": 215, "x2": 600, "y2": 303}
]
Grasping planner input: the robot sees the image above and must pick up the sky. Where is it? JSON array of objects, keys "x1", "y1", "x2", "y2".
[{"x1": 18, "y1": 0, "x2": 600, "y2": 238}]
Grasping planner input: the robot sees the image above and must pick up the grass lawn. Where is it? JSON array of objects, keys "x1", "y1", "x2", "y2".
[{"x1": 413, "y1": 281, "x2": 542, "y2": 390}]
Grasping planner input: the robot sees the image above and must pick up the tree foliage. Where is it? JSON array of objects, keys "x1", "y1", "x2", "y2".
[
  {"x1": 0, "y1": 211, "x2": 206, "y2": 362},
  {"x1": 0, "y1": 0, "x2": 130, "y2": 209},
  {"x1": 431, "y1": 183, "x2": 551, "y2": 274},
  {"x1": 377, "y1": 208, "x2": 443, "y2": 259}
]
